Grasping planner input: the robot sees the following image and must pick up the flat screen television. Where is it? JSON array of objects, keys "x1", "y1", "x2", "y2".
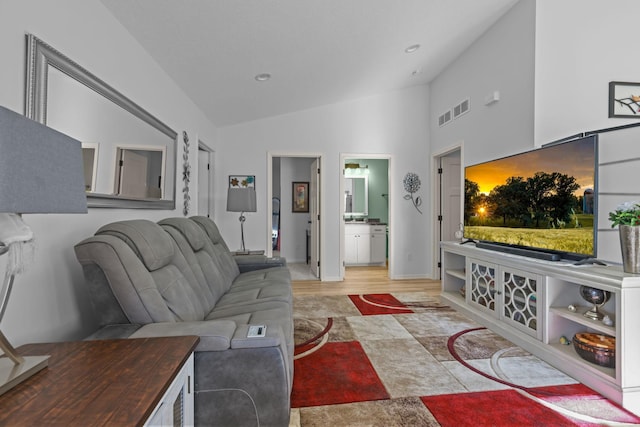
[{"x1": 463, "y1": 134, "x2": 598, "y2": 261}]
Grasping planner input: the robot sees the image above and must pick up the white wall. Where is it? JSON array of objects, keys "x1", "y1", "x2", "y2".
[
  {"x1": 0, "y1": 0, "x2": 218, "y2": 346},
  {"x1": 429, "y1": 0, "x2": 536, "y2": 164},
  {"x1": 534, "y1": 0, "x2": 640, "y2": 144},
  {"x1": 217, "y1": 86, "x2": 431, "y2": 280}
]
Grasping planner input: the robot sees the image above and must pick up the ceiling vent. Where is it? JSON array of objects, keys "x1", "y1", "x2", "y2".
[
  {"x1": 453, "y1": 98, "x2": 470, "y2": 119},
  {"x1": 438, "y1": 110, "x2": 452, "y2": 127}
]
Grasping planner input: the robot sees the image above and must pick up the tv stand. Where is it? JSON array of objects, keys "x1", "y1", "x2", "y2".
[
  {"x1": 475, "y1": 241, "x2": 562, "y2": 261},
  {"x1": 440, "y1": 241, "x2": 640, "y2": 416}
]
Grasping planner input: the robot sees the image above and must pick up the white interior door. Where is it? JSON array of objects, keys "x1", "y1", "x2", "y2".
[
  {"x1": 441, "y1": 153, "x2": 461, "y2": 241},
  {"x1": 310, "y1": 159, "x2": 320, "y2": 278},
  {"x1": 436, "y1": 149, "x2": 462, "y2": 279}
]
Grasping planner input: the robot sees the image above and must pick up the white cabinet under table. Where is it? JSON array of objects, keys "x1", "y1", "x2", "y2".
[
  {"x1": 0, "y1": 336, "x2": 198, "y2": 425},
  {"x1": 345, "y1": 223, "x2": 386, "y2": 265},
  {"x1": 441, "y1": 241, "x2": 640, "y2": 415}
]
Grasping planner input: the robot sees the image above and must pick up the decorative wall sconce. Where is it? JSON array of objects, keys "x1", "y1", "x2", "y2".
[{"x1": 403, "y1": 172, "x2": 422, "y2": 214}]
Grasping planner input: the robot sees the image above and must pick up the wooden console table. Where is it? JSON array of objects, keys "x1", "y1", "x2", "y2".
[{"x1": 0, "y1": 335, "x2": 199, "y2": 426}]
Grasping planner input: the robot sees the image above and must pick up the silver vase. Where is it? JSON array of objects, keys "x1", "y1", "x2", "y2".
[{"x1": 619, "y1": 225, "x2": 640, "y2": 274}]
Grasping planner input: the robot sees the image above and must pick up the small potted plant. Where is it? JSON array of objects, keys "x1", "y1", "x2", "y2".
[{"x1": 609, "y1": 201, "x2": 640, "y2": 274}]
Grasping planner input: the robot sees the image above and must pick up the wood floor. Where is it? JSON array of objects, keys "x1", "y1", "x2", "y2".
[{"x1": 291, "y1": 266, "x2": 441, "y2": 296}]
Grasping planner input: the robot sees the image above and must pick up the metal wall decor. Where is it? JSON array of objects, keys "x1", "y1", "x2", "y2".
[
  {"x1": 403, "y1": 172, "x2": 422, "y2": 214},
  {"x1": 182, "y1": 131, "x2": 190, "y2": 216}
]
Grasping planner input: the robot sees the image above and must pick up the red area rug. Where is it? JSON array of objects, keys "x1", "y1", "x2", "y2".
[
  {"x1": 422, "y1": 389, "x2": 580, "y2": 427},
  {"x1": 292, "y1": 294, "x2": 640, "y2": 425},
  {"x1": 348, "y1": 293, "x2": 413, "y2": 315},
  {"x1": 291, "y1": 341, "x2": 390, "y2": 408}
]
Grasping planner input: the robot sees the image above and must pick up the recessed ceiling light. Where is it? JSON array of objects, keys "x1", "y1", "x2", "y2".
[
  {"x1": 405, "y1": 44, "x2": 420, "y2": 53},
  {"x1": 255, "y1": 73, "x2": 271, "y2": 82}
]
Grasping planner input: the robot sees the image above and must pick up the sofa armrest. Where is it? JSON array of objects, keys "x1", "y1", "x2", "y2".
[
  {"x1": 233, "y1": 254, "x2": 287, "y2": 273},
  {"x1": 128, "y1": 320, "x2": 237, "y2": 352},
  {"x1": 231, "y1": 324, "x2": 283, "y2": 349}
]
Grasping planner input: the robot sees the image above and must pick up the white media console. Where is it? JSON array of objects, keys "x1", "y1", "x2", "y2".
[{"x1": 440, "y1": 241, "x2": 640, "y2": 415}]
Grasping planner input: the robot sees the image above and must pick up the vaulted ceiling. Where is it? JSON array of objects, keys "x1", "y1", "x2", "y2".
[{"x1": 101, "y1": 0, "x2": 519, "y2": 127}]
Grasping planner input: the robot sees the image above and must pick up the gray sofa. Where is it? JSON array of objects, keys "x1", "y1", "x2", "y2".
[{"x1": 74, "y1": 216, "x2": 293, "y2": 427}]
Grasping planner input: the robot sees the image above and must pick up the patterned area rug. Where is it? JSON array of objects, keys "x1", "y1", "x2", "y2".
[{"x1": 291, "y1": 292, "x2": 640, "y2": 426}]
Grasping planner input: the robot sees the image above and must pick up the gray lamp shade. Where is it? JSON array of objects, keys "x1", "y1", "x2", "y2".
[
  {"x1": 0, "y1": 106, "x2": 87, "y2": 214},
  {"x1": 227, "y1": 187, "x2": 257, "y2": 212}
]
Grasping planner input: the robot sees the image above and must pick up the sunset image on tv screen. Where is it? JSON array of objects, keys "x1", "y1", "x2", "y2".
[{"x1": 464, "y1": 136, "x2": 596, "y2": 257}]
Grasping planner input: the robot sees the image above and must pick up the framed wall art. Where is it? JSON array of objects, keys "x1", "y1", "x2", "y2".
[
  {"x1": 292, "y1": 181, "x2": 309, "y2": 213},
  {"x1": 229, "y1": 175, "x2": 255, "y2": 188},
  {"x1": 609, "y1": 81, "x2": 640, "y2": 118}
]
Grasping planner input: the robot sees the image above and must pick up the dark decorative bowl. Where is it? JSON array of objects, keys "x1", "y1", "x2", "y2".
[{"x1": 573, "y1": 333, "x2": 615, "y2": 368}]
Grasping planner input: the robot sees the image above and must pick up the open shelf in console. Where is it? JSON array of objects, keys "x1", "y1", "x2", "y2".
[
  {"x1": 440, "y1": 241, "x2": 640, "y2": 415},
  {"x1": 548, "y1": 306, "x2": 615, "y2": 336},
  {"x1": 548, "y1": 341, "x2": 615, "y2": 379},
  {"x1": 441, "y1": 248, "x2": 466, "y2": 302}
]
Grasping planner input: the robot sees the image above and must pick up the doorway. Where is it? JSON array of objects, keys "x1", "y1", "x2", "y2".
[
  {"x1": 339, "y1": 154, "x2": 392, "y2": 280},
  {"x1": 432, "y1": 145, "x2": 462, "y2": 279},
  {"x1": 267, "y1": 153, "x2": 322, "y2": 280},
  {"x1": 197, "y1": 141, "x2": 215, "y2": 217}
]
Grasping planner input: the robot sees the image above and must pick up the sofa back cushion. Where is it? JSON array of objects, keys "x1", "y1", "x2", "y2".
[
  {"x1": 96, "y1": 220, "x2": 174, "y2": 271},
  {"x1": 86, "y1": 220, "x2": 208, "y2": 322},
  {"x1": 159, "y1": 217, "x2": 231, "y2": 306},
  {"x1": 190, "y1": 216, "x2": 241, "y2": 285}
]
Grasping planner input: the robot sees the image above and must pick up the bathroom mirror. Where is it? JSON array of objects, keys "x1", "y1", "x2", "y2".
[
  {"x1": 344, "y1": 176, "x2": 368, "y2": 216},
  {"x1": 25, "y1": 34, "x2": 177, "y2": 209}
]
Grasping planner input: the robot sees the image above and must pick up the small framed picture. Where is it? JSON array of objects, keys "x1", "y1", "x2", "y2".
[
  {"x1": 292, "y1": 181, "x2": 309, "y2": 213},
  {"x1": 609, "y1": 81, "x2": 640, "y2": 118},
  {"x1": 229, "y1": 175, "x2": 255, "y2": 188}
]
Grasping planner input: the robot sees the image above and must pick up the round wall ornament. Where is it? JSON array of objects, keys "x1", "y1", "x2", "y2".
[{"x1": 403, "y1": 172, "x2": 422, "y2": 214}]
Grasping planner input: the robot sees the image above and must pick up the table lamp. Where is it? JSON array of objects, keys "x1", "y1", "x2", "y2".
[
  {"x1": 0, "y1": 105, "x2": 87, "y2": 395},
  {"x1": 226, "y1": 187, "x2": 257, "y2": 253}
]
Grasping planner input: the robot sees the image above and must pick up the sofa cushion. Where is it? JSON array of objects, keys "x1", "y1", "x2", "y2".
[
  {"x1": 159, "y1": 217, "x2": 206, "y2": 251},
  {"x1": 95, "y1": 219, "x2": 209, "y2": 322},
  {"x1": 75, "y1": 233, "x2": 206, "y2": 323},
  {"x1": 190, "y1": 216, "x2": 241, "y2": 282},
  {"x1": 159, "y1": 218, "x2": 225, "y2": 310},
  {"x1": 96, "y1": 220, "x2": 173, "y2": 272},
  {"x1": 166, "y1": 217, "x2": 292, "y2": 307}
]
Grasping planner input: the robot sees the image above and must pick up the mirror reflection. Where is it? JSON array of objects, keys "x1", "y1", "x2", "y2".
[
  {"x1": 25, "y1": 34, "x2": 177, "y2": 209},
  {"x1": 344, "y1": 176, "x2": 368, "y2": 216}
]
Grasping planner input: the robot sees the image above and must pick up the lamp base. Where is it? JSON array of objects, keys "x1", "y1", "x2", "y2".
[{"x1": 0, "y1": 355, "x2": 49, "y2": 396}]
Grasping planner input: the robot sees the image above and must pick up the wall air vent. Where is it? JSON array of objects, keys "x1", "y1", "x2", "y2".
[
  {"x1": 438, "y1": 110, "x2": 452, "y2": 127},
  {"x1": 453, "y1": 98, "x2": 470, "y2": 119}
]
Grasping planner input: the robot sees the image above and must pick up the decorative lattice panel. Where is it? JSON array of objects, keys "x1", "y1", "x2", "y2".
[
  {"x1": 469, "y1": 262, "x2": 496, "y2": 311},
  {"x1": 502, "y1": 271, "x2": 537, "y2": 332}
]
